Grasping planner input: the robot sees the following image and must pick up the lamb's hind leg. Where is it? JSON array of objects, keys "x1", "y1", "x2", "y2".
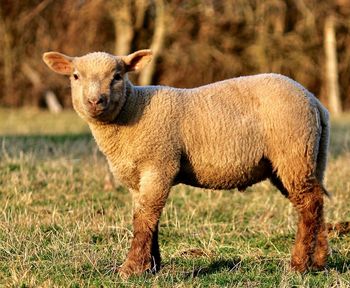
[
  {"x1": 312, "y1": 143, "x2": 330, "y2": 270},
  {"x1": 289, "y1": 179, "x2": 326, "y2": 272},
  {"x1": 312, "y1": 217, "x2": 328, "y2": 270},
  {"x1": 311, "y1": 184, "x2": 328, "y2": 270}
]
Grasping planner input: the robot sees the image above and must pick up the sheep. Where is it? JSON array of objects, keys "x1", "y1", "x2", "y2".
[{"x1": 43, "y1": 49, "x2": 330, "y2": 278}]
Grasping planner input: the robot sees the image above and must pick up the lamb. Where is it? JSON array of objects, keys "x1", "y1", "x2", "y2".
[{"x1": 43, "y1": 49, "x2": 330, "y2": 278}]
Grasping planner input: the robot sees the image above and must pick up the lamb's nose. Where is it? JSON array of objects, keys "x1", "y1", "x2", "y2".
[{"x1": 88, "y1": 95, "x2": 106, "y2": 107}]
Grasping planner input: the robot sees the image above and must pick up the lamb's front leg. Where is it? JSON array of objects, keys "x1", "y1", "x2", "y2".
[{"x1": 119, "y1": 170, "x2": 172, "y2": 279}]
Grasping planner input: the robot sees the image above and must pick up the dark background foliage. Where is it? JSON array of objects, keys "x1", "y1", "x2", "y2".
[{"x1": 0, "y1": 0, "x2": 349, "y2": 111}]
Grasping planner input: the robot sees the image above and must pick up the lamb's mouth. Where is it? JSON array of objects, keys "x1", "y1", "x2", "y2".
[
  {"x1": 86, "y1": 105, "x2": 105, "y2": 117},
  {"x1": 87, "y1": 103, "x2": 119, "y2": 122}
]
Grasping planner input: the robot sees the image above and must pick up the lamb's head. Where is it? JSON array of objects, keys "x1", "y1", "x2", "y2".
[{"x1": 42, "y1": 50, "x2": 152, "y2": 123}]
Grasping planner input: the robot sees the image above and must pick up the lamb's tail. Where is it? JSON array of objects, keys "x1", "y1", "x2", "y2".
[{"x1": 315, "y1": 98, "x2": 331, "y2": 197}]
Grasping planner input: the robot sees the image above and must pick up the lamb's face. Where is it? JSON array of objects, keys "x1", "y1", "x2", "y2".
[
  {"x1": 43, "y1": 50, "x2": 152, "y2": 123},
  {"x1": 70, "y1": 53, "x2": 125, "y2": 122}
]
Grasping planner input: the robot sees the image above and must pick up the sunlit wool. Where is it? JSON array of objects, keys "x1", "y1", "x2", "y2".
[{"x1": 43, "y1": 50, "x2": 330, "y2": 278}]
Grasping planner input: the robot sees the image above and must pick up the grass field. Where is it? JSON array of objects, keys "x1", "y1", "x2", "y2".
[{"x1": 0, "y1": 108, "x2": 350, "y2": 287}]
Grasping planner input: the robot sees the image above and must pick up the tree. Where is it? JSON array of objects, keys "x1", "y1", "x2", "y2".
[{"x1": 324, "y1": 14, "x2": 342, "y2": 116}]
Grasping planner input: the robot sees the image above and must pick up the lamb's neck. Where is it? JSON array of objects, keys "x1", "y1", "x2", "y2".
[
  {"x1": 88, "y1": 121, "x2": 119, "y2": 158},
  {"x1": 87, "y1": 81, "x2": 147, "y2": 158},
  {"x1": 88, "y1": 81, "x2": 176, "y2": 158}
]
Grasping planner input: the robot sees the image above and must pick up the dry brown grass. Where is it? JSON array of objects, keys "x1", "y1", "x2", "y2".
[{"x1": 0, "y1": 108, "x2": 349, "y2": 287}]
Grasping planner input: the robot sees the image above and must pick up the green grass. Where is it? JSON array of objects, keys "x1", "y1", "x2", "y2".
[{"x1": 0, "y1": 108, "x2": 350, "y2": 287}]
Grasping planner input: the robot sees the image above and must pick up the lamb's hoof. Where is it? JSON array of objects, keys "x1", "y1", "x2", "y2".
[
  {"x1": 291, "y1": 259, "x2": 308, "y2": 273},
  {"x1": 311, "y1": 255, "x2": 327, "y2": 271},
  {"x1": 310, "y1": 263, "x2": 326, "y2": 271},
  {"x1": 118, "y1": 261, "x2": 151, "y2": 280}
]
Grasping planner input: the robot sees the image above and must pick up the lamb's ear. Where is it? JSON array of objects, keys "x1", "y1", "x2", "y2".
[
  {"x1": 42, "y1": 52, "x2": 73, "y2": 75},
  {"x1": 123, "y1": 49, "x2": 152, "y2": 72}
]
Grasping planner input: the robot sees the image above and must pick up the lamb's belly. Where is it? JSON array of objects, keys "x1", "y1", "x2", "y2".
[{"x1": 177, "y1": 158, "x2": 272, "y2": 190}]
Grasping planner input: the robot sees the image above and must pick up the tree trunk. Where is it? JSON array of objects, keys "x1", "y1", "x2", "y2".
[
  {"x1": 0, "y1": 13, "x2": 14, "y2": 105},
  {"x1": 112, "y1": 1, "x2": 134, "y2": 56},
  {"x1": 139, "y1": 0, "x2": 165, "y2": 86},
  {"x1": 22, "y1": 62, "x2": 62, "y2": 112},
  {"x1": 324, "y1": 15, "x2": 342, "y2": 116}
]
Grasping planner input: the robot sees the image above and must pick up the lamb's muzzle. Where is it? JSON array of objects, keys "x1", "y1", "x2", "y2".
[{"x1": 43, "y1": 49, "x2": 330, "y2": 278}]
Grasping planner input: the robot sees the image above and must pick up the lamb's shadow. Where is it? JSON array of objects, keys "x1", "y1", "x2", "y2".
[
  {"x1": 180, "y1": 252, "x2": 350, "y2": 278},
  {"x1": 327, "y1": 250, "x2": 350, "y2": 273},
  {"x1": 182, "y1": 258, "x2": 242, "y2": 279}
]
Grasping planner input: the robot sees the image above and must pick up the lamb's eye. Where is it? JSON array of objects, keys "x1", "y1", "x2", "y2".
[
  {"x1": 73, "y1": 73, "x2": 79, "y2": 80},
  {"x1": 113, "y1": 73, "x2": 122, "y2": 81}
]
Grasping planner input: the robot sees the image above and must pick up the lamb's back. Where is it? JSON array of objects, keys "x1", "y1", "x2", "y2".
[{"x1": 175, "y1": 74, "x2": 319, "y2": 189}]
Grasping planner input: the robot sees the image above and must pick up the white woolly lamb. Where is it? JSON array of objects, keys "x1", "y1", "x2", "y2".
[{"x1": 43, "y1": 49, "x2": 330, "y2": 278}]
